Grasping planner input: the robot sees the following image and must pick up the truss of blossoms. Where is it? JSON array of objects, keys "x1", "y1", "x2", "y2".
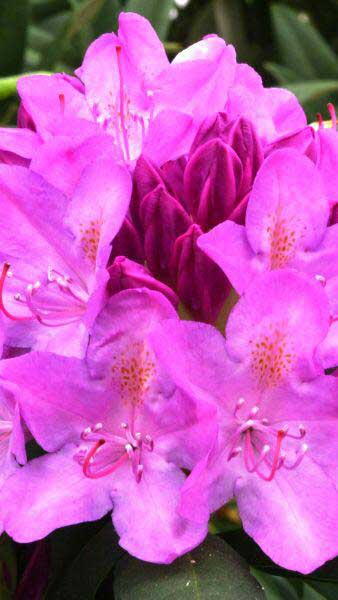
[{"x1": 0, "y1": 10, "x2": 337, "y2": 581}]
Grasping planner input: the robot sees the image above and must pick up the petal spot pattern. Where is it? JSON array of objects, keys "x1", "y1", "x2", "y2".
[
  {"x1": 79, "y1": 219, "x2": 101, "y2": 264},
  {"x1": 111, "y1": 341, "x2": 156, "y2": 405},
  {"x1": 266, "y1": 215, "x2": 298, "y2": 269},
  {"x1": 250, "y1": 326, "x2": 294, "y2": 388}
]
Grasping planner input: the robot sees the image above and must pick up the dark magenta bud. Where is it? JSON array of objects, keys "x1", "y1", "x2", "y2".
[
  {"x1": 110, "y1": 217, "x2": 144, "y2": 264},
  {"x1": 184, "y1": 139, "x2": 243, "y2": 231},
  {"x1": 108, "y1": 256, "x2": 178, "y2": 307},
  {"x1": 170, "y1": 223, "x2": 231, "y2": 322},
  {"x1": 222, "y1": 117, "x2": 263, "y2": 197},
  {"x1": 139, "y1": 184, "x2": 191, "y2": 279},
  {"x1": 189, "y1": 112, "x2": 230, "y2": 155}
]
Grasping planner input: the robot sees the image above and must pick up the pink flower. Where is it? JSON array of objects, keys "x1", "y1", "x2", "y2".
[
  {"x1": 0, "y1": 159, "x2": 131, "y2": 356},
  {"x1": 0, "y1": 381, "x2": 27, "y2": 536},
  {"x1": 0, "y1": 289, "x2": 215, "y2": 562},
  {"x1": 198, "y1": 148, "x2": 335, "y2": 294},
  {"x1": 119, "y1": 112, "x2": 265, "y2": 322},
  {"x1": 0, "y1": 12, "x2": 306, "y2": 186},
  {"x1": 151, "y1": 270, "x2": 338, "y2": 573},
  {"x1": 198, "y1": 148, "x2": 338, "y2": 364},
  {"x1": 225, "y1": 63, "x2": 306, "y2": 145}
]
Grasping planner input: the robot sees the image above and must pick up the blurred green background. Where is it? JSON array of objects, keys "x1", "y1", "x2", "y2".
[{"x1": 1, "y1": 0, "x2": 338, "y2": 124}]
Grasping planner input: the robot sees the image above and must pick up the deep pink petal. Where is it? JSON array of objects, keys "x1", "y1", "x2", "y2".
[
  {"x1": 17, "y1": 75, "x2": 91, "y2": 138},
  {"x1": 235, "y1": 459, "x2": 338, "y2": 573},
  {"x1": 0, "y1": 127, "x2": 41, "y2": 159},
  {"x1": 117, "y1": 12, "x2": 169, "y2": 81},
  {"x1": 2, "y1": 445, "x2": 113, "y2": 542},
  {"x1": 31, "y1": 134, "x2": 115, "y2": 197},
  {"x1": 0, "y1": 352, "x2": 109, "y2": 451},
  {"x1": 246, "y1": 149, "x2": 329, "y2": 262},
  {"x1": 153, "y1": 37, "x2": 236, "y2": 121},
  {"x1": 143, "y1": 110, "x2": 196, "y2": 166},
  {"x1": 198, "y1": 220, "x2": 258, "y2": 293},
  {"x1": 111, "y1": 452, "x2": 207, "y2": 563},
  {"x1": 226, "y1": 270, "x2": 330, "y2": 383}
]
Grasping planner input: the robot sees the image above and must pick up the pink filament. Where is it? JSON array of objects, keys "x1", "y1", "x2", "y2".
[
  {"x1": 116, "y1": 46, "x2": 131, "y2": 161},
  {"x1": 316, "y1": 112, "x2": 323, "y2": 128}
]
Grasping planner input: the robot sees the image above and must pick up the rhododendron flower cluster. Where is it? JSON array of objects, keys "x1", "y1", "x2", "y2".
[{"x1": 0, "y1": 11, "x2": 337, "y2": 576}]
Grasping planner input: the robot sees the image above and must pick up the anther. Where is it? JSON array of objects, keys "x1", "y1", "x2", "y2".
[
  {"x1": 228, "y1": 446, "x2": 242, "y2": 461},
  {"x1": 299, "y1": 425, "x2": 306, "y2": 438},
  {"x1": 145, "y1": 434, "x2": 154, "y2": 451},
  {"x1": 315, "y1": 274, "x2": 326, "y2": 286},
  {"x1": 234, "y1": 397, "x2": 245, "y2": 417},
  {"x1": 82, "y1": 427, "x2": 92, "y2": 439}
]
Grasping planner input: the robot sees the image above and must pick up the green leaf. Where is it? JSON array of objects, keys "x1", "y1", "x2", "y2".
[
  {"x1": 186, "y1": 4, "x2": 215, "y2": 45},
  {"x1": 0, "y1": 72, "x2": 52, "y2": 101},
  {"x1": 92, "y1": 0, "x2": 120, "y2": 36},
  {"x1": 114, "y1": 535, "x2": 265, "y2": 599},
  {"x1": 212, "y1": 0, "x2": 250, "y2": 61},
  {"x1": 286, "y1": 80, "x2": 338, "y2": 104},
  {"x1": 251, "y1": 569, "x2": 299, "y2": 600},
  {"x1": 264, "y1": 62, "x2": 300, "y2": 85},
  {"x1": 0, "y1": 535, "x2": 17, "y2": 599},
  {"x1": 0, "y1": 0, "x2": 29, "y2": 76},
  {"x1": 124, "y1": 0, "x2": 175, "y2": 40},
  {"x1": 271, "y1": 4, "x2": 338, "y2": 80},
  {"x1": 302, "y1": 583, "x2": 327, "y2": 599},
  {"x1": 46, "y1": 521, "x2": 123, "y2": 600},
  {"x1": 305, "y1": 581, "x2": 338, "y2": 600}
]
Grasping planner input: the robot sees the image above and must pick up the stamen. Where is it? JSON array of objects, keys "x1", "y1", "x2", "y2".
[
  {"x1": 125, "y1": 443, "x2": 134, "y2": 459},
  {"x1": 59, "y1": 93, "x2": 65, "y2": 115},
  {"x1": 81, "y1": 427, "x2": 92, "y2": 439},
  {"x1": 144, "y1": 434, "x2": 154, "y2": 451},
  {"x1": 234, "y1": 397, "x2": 245, "y2": 417},
  {"x1": 230, "y1": 398, "x2": 307, "y2": 482},
  {"x1": 257, "y1": 430, "x2": 285, "y2": 481},
  {"x1": 135, "y1": 464, "x2": 143, "y2": 483},
  {"x1": 316, "y1": 112, "x2": 323, "y2": 129},
  {"x1": 116, "y1": 46, "x2": 131, "y2": 161},
  {"x1": 227, "y1": 445, "x2": 242, "y2": 461},
  {"x1": 83, "y1": 440, "x2": 128, "y2": 479},
  {"x1": 245, "y1": 441, "x2": 271, "y2": 473},
  {"x1": 283, "y1": 443, "x2": 308, "y2": 470},
  {"x1": 0, "y1": 264, "x2": 34, "y2": 322},
  {"x1": 284, "y1": 424, "x2": 306, "y2": 439},
  {"x1": 315, "y1": 274, "x2": 326, "y2": 286},
  {"x1": 328, "y1": 103, "x2": 337, "y2": 129}
]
